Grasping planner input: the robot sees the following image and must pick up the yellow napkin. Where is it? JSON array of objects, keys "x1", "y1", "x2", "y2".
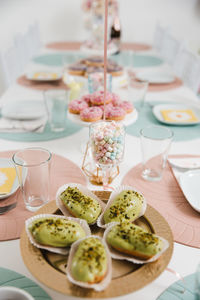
[
  {"x1": 33, "y1": 72, "x2": 58, "y2": 80},
  {"x1": 161, "y1": 109, "x2": 199, "y2": 122},
  {"x1": 0, "y1": 168, "x2": 16, "y2": 194}
]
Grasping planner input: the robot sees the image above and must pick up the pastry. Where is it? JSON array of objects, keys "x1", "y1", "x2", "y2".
[
  {"x1": 68, "y1": 99, "x2": 88, "y2": 114},
  {"x1": 68, "y1": 63, "x2": 87, "y2": 76},
  {"x1": 71, "y1": 237, "x2": 107, "y2": 283},
  {"x1": 28, "y1": 217, "x2": 86, "y2": 247},
  {"x1": 107, "y1": 64, "x2": 123, "y2": 77},
  {"x1": 103, "y1": 190, "x2": 144, "y2": 224},
  {"x1": 99, "y1": 102, "x2": 113, "y2": 112},
  {"x1": 110, "y1": 92, "x2": 122, "y2": 106},
  {"x1": 90, "y1": 90, "x2": 112, "y2": 106},
  {"x1": 85, "y1": 56, "x2": 104, "y2": 67},
  {"x1": 106, "y1": 222, "x2": 163, "y2": 260},
  {"x1": 105, "y1": 106, "x2": 126, "y2": 121},
  {"x1": 59, "y1": 186, "x2": 102, "y2": 224},
  {"x1": 80, "y1": 107, "x2": 103, "y2": 122},
  {"x1": 119, "y1": 101, "x2": 134, "y2": 113},
  {"x1": 81, "y1": 94, "x2": 92, "y2": 105}
]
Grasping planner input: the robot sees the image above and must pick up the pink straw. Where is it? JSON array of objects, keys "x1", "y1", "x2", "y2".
[{"x1": 103, "y1": 0, "x2": 108, "y2": 120}]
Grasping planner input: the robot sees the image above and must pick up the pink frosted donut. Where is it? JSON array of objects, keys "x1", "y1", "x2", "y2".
[
  {"x1": 99, "y1": 102, "x2": 113, "y2": 112},
  {"x1": 81, "y1": 94, "x2": 92, "y2": 105},
  {"x1": 69, "y1": 99, "x2": 88, "y2": 114},
  {"x1": 105, "y1": 107, "x2": 126, "y2": 121},
  {"x1": 80, "y1": 107, "x2": 103, "y2": 122},
  {"x1": 111, "y1": 93, "x2": 122, "y2": 106},
  {"x1": 119, "y1": 101, "x2": 134, "y2": 113},
  {"x1": 90, "y1": 90, "x2": 112, "y2": 106}
]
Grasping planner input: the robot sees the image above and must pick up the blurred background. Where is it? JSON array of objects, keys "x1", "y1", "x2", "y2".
[{"x1": 0, "y1": 0, "x2": 200, "y2": 95}]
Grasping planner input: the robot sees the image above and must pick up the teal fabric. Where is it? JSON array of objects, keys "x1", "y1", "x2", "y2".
[
  {"x1": 0, "y1": 267, "x2": 51, "y2": 300},
  {"x1": 126, "y1": 101, "x2": 200, "y2": 141},
  {"x1": 157, "y1": 273, "x2": 198, "y2": 300},
  {"x1": 0, "y1": 119, "x2": 81, "y2": 142},
  {"x1": 33, "y1": 52, "x2": 84, "y2": 67},
  {"x1": 111, "y1": 51, "x2": 163, "y2": 68},
  {"x1": 32, "y1": 51, "x2": 163, "y2": 68}
]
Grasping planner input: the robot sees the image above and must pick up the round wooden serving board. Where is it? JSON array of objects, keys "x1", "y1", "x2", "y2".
[{"x1": 20, "y1": 191, "x2": 173, "y2": 298}]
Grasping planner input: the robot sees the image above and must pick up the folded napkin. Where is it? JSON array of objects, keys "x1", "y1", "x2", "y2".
[
  {"x1": 168, "y1": 157, "x2": 200, "y2": 170},
  {"x1": 168, "y1": 157, "x2": 200, "y2": 186},
  {"x1": 168, "y1": 157, "x2": 200, "y2": 213},
  {"x1": 0, "y1": 167, "x2": 16, "y2": 194},
  {"x1": 0, "y1": 117, "x2": 47, "y2": 133}
]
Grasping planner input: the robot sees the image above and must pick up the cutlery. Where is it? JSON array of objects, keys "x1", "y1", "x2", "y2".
[{"x1": 0, "y1": 202, "x2": 17, "y2": 214}]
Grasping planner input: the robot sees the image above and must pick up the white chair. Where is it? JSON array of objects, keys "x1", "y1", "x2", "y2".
[
  {"x1": 153, "y1": 23, "x2": 169, "y2": 53},
  {"x1": 27, "y1": 21, "x2": 41, "y2": 58},
  {"x1": 173, "y1": 47, "x2": 200, "y2": 93},
  {"x1": 0, "y1": 44, "x2": 21, "y2": 89},
  {"x1": 160, "y1": 31, "x2": 185, "y2": 65},
  {"x1": 0, "y1": 21, "x2": 41, "y2": 94}
]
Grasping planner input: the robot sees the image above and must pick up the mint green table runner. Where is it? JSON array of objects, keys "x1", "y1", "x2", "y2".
[
  {"x1": 0, "y1": 267, "x2": 51, "y2": 300},
  {"x1": 0, "y1": 119, "x2": 81, "y2": 142},
  {"x1": 33, "y1": 51, "x2": 163, "y2": 68},
  {"x1": 126, "y1": 102, "x2": 200, "y2": 141},
  {"x1": 157, "y1": 273, "x2": 198, "y2": 300}
]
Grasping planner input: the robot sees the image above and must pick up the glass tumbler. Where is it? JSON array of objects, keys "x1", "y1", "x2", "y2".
[
  {"x1": 140, "y1": 125, "x2": 173, "y2": 181},
  {"x1": 12, "y1": 147, "x2": 52, "y2": 212},
  {"x1": 44, "y1": 89, "x2": 69, "y2": 132}
]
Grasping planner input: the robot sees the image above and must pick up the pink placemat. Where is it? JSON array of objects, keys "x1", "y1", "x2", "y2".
[
  {"x1": 129, "y1": 71, "x2": 183, "y2": 92},
  {"x1": 148, "y1": 77, "x2": 183, "y2": 92},
  {"x1": 122, "y1": 154, "x2": 200, "y2": 249},
  {"x1": 121, "y1": 42, "x2": 152, "y2": 52},
  {"x1": 0, "y1": 150, "x2": 86, "y2": 241},
  {"x1": 46, "y1": 41, "x2": 152, "y2": 52},
  {"x1": 46, "y1": 41, "x2": 82, "y2": 51},
  {"x1": 17, "y1": 75, "x2": 68, "y2": 91}
]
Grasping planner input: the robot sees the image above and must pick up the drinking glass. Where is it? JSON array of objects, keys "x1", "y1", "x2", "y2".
[
  {"x1": 140, "y1": 125, "x2": 173, "y2": 181},
  {"x1": 90, "y1": 120, "x2": 125, "y2": 188},
  {"x1": 12, "y1": 147, "x2": 52, "y2": 212},
  {"x1": 128, "y1": 77, "x2": 149, "y2": 110},
  {"x1": 88, "y1": 72, "x2": 112, "y2": 94},
  {"x1": 44, "y1": 89, "x2": 69, "y2": 132}
]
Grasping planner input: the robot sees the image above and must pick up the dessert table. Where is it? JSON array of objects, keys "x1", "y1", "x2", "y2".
[{"x1": 0, "y1": 42, "x2": 199, "y2": 300}]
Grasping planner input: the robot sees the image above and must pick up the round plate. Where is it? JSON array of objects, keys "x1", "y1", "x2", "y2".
[
  {"x1": 136, "y1": 70, "x2": 175, "y2": 84},
  {"x1": 67, "y1": 109, "x2": 138, "y2": 127},
  {"x1": 179, "y1": 170, "x2": 200, "y2": 213},
  {"x1": 152, "y1": 104, "x2": 200, "y2": 126},
  {"x1": 20, "y1": 192, "x2": 173, "y2": 298},
  {"x1": 26, "y1": 71, "x2": 62, "y2": 82},
  {"x1": 0, "y1": 267, "x2": 51, "y2": 299},
  {"x1": 0, "y1": 158, "x2": 19, "y2": 200},
  {"x1": 1, "y1": 100, "x2": 46, "y2": 120}
]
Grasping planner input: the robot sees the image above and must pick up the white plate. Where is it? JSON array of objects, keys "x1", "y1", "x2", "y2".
[
  {"x1": 26, "y1": 70, "x2": 62, "y2": 81},
  {"x1": 152, "y1": 104, "x2": 200, "y2": 125},
  {"x1": 136, "y1": 70, "x2": 175, "y2": 84},
  {"x1": 0, "y1": 158, "x2": 19, "y2": 200},
  {"x1": 67, "y1": 109, "x2": 138, "y2": 127},
  {"x1": 1, "y1": 100, "x2": 46, "y2": 120},
  {"x1": 179, "y1": 170, "x2": 200, "y2": 213}
]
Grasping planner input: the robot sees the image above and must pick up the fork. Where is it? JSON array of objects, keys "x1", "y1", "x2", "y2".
[
  {"x1": 0, "y1": 202, "x2": 17, "y2": 215},
  {"x1": 0, "y1": 124, "x2": 44, "y2": 133}
]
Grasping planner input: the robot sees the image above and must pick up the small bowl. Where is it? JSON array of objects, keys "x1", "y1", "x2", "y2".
[{"x1": 0, "y1": 286, "x2": 34, "y2": 300}]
